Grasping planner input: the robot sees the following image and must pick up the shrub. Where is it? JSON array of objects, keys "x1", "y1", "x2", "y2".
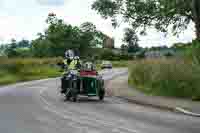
[{"x1": 186, "y1": 40, "x2": 200, "y2": 65}]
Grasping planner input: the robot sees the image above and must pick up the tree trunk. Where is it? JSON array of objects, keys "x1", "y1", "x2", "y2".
[
  {"x1": 195, "y1": 21, "x2": 200, "y2": 40},
  {"x1": 192, "y1": 0, "x2": 200, "y2": 40}
]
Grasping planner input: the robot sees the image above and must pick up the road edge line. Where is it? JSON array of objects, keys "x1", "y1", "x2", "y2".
[
  {"x1": 117, "y1": 96, "x2": 200, "y2": 118},
  {"x1": 175, "y1": 107, "x2": 200, "y2": 117}
]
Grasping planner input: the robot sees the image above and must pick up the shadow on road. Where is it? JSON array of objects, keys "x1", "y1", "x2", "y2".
[{"x1": 61, "y1": 96, "x2": 109, "y2": 104}]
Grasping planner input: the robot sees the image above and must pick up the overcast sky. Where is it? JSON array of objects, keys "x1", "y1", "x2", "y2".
[{"x1": 0, "y1": 0, "x2": 196, "y2": 47}]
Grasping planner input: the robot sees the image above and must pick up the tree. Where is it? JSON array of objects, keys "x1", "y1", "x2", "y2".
[
  {"x1": 31, "y1": 14, "x2": 105, "y2": 57},
  {"x1": 92, "y1": 0, "x2": 200, "y2": 40},
  {"x1": 121, "y1": 44, "x2": 128, "y2": 53},
  {"x1": 0, "y1": 45, "x2": 7, "y2": 56},
  {"x1": 31, "y1": 13, "x2": 82, "y2": 57},
  {"x1": 100, "y1": 49, "x2": 116, "y2": 60},
  {"x1": 80, "y1": 22, "x2": 97, "y2": 33},
  {"x1": 80, "y1": 22, "x2": 105, "y2": 48},
  {"x1": 123, "y1": 28, "x2": 140, "y2": 53},
  {"x1": 17, "y1": 39, "x2": 30, "y2": 48},
  {"x1": 31, "y1": 38, "x2": 53, "y2": 57},
  {"x1": 80, "y1": 22, "x2": 97, "y2": 49},
  {"x1": 192, "y1": 0, "x2": 200, "y2": 40},
  {"x1": 5, "y1": 39, "x2": 18, "y2": 57}
]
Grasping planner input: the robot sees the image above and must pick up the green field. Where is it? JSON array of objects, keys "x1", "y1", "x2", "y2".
[
  {"x1": 0, "y1": 58, "x2": 128, "y2": 86},
  {"x1": 0, "y1": 58, "x2": 62, "y2": 85}
]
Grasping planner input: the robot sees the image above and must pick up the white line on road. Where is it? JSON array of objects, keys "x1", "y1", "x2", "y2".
[{"x1": 175, "y1": 107, "x2": 200, "y2": 117}]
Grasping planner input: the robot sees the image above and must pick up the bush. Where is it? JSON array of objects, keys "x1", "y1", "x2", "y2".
[
  {"x1": 186, "y1": 40, "x2": 200, "y2": 65},
  {"x1": 129, "y1": 58, "x2": 200, "y2": 100}
]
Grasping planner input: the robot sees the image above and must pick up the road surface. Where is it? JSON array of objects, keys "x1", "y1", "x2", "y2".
[{"x1": 0, "y1": 69, "x2": 199, "y2": 133}]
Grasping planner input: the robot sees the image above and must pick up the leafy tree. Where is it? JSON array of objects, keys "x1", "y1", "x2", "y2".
[
  {"x1": 31, "y1": 14, "x2": 105, "y2": 57},
  {"x1": 31, "y1": 38, "x2": 53, "y2": 57},
  {"x1": 80, "y1": 22, "x2": 105, "y2": 48},
  {"x1": 100, "y1": 49, "x2": 116, "y2": 60},
  {"x1": 92, "y1": 0, "x2": 200, "y2": 40},
  {"x1": 80, "y1": 22, "x2": 96, "y2": 50},
  {"x1": 0, "y1": 45, "x2": 7, "y2": 56},
  {"x1": 123, "y1": 28, "x2": 140, "y2": 53},
  {"x1": 31, "y1": 13, "x2": 81, "y2": 57},
  {"x1": 17, "y1": 39, "x2": 30, "y2": 48},
  {"x1": 5, "y1": 39, "x2": 18, "y2": 57},
  {"x1": 80, "y1": 22, "x2": 97, "y2": 33},
  {"x1": 121, "y1": 44, "x2": 128, "y2": 53},
  {"x1": 149, "y1": 46, "x2": 168, "y2": 51}
]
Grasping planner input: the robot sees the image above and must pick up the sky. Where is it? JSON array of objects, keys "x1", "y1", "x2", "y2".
[{"x1": 0, "y1": 0, "x2": 196, "y2": 47}]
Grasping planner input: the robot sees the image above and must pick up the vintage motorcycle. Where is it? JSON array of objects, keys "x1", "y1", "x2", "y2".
[{"x1": 60, "y1": 62, "x2": 105, "y2": 102}]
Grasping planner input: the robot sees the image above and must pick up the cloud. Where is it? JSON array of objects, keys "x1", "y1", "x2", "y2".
[
  {"x1": 0, "y1": 0, "x2": 195, "y2": 47},
  {"x1": 0, "y1": 0, "x2": 4, "y2": 4},
  {"x1": 37, "y1": 0, "x2": 65, "y2": 6}
]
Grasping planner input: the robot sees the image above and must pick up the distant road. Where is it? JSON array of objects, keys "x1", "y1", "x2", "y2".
[{"x1": 0, "y1": 68, "x2": 199, "y2": 133}]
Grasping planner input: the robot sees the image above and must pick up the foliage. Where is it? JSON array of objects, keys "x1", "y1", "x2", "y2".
[
  {"x1": 120, "y1": 44, "x2": 128, "y2": 53},
  {"x1": 4, "y1": 39, "x2": 18, "y2": 57},
  {"x1": 100, "y1": 49, "x2": 116, "y2": 60},
  {"x1": 148, "y1": 46, "x2": 168, "y2": 51},
  {"x1": 135, "y1": 50, "x2": 146, "y2": 59},
  {"x1": 92, "y1": 0, "x2": 200, "y2": 39},
  {"x1": 164, "y1": 52, "x2": 173, "y2": 57},
  {"x1": 2, "y1": 39, "x2": 32, "y2": 57},
  {"x1": 0, "y1": 44, "x2": 7, "y2": 56},
  {"x1": 123, "y1": 28, "x2": 140, "y2": 53},
  {"x1": 2, "y1": 13, "x2": 105, "y2": 58},
  {"x1": 98, "y1": 48, "x2": 133, "y2": 60},
  {"x1": 31, "y1": 14, "x2": 105, "y2": 57},
  {"x1": 186, "y1": 40, "x2": 200, "y2": 65},
  {"x1": 111, "y1": 60, "x2": 129, "y2": 67},
  {"x1": 129, "y1": 59, "x2": 200, "y2": 100},
  {"x1": 17, "y1": 39, "x2": 31, "y2": 48}
]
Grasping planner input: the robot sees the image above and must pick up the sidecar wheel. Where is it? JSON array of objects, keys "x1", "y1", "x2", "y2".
[
  {"x1": 65, "y1": 92, "x2": 72, "y2": 101},
  {"x1": 72, "y1": 96, "x2": 77, "y2": 102}
]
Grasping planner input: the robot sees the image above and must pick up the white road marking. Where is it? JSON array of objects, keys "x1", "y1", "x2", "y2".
[{"x1": 175, "y1": 107, "x2": 200, "y2": 117}]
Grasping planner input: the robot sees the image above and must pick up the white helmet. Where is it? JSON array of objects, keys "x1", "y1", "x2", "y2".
[{"x1": 65, "y1": 49, "x2": 74, "y2": 59}]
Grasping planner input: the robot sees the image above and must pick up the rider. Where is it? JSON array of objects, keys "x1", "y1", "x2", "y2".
[
  {"x1": 61, "y1": 49, "x2": 81, "y2": 94},
  {"x1": 68, "y1": 56, "x2": 81, "y2": 70},
  {"x1": 63, "y1": 49, "x2": 81, "y2": 71}
]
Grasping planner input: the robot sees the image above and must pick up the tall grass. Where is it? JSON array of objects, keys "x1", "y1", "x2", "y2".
[
  {"x1": 0, "y1": 57, "x2": 62, "y2": 85},
  {"x1": 111, "y1": 61, "x2": 129, "y2": 68},
  {"x1": 129, "y1": 58, "x2": 200, "y2": 100}
]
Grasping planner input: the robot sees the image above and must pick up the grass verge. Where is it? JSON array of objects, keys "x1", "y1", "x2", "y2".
[
  {"x1": 0, "y1": 58, "x2": 62, "y2": 85},
  {"x1": 129, "y1": 58, "x2": 200, "y2": 101},
  {"x1": 111, "y1": 60, "x2": 129, "y2": 68}
]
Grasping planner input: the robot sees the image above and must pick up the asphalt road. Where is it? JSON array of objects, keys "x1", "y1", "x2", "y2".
[{"x1": 0, "y1": 69, "x2": 199, "y2": 133}]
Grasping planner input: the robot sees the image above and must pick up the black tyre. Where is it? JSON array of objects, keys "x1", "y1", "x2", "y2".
[
  {"x1": 72, "y1": 80, "x2": 78, "y2": 102},
  {"x1": 72, "y1": 96, "x2": 77, "y2": 102},
  {"x1": 99, "y1": 90, "x2": 105, "y2": 101},
  {"x1": 65, "y1": 91, "x2": 72, "y2": 100}
]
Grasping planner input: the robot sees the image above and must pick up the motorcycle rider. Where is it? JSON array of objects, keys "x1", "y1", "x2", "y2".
[
  {"x1": 61, "y1": 49, "x2": 81, "y2": 94},
  {"x1": 63, "y1": 49, "x2": 81, "y2": 70}
]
